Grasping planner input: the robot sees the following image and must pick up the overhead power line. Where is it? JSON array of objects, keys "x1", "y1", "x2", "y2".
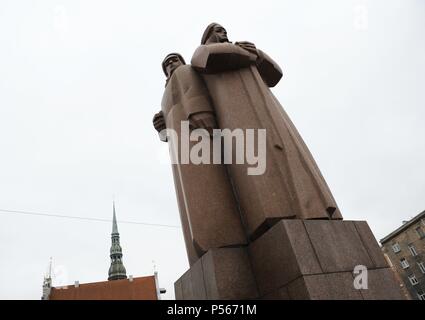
[{"x1": 0, "y1": 208, "x2": 181, "y2": 229}]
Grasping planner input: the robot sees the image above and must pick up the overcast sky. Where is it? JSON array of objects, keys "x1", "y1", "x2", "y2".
[{"x1": 0, "y1": 0, "x2": 424, "y2": 300}]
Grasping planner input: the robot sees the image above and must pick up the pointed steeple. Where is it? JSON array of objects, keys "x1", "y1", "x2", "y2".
[
  {"x1": 108, "y1": 202, "x2": 127, "y2": 281},
  {"x1": 112, "y1": 201, "x2": 119, "y2": 234}
]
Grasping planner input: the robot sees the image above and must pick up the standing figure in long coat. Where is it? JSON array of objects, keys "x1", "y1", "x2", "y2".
[
  {"x1": 191, "y1": 23, "x2": 343, "y2": 240},
  {"x1": 153, "y1": 53, "x2": 247, "y2": 265}
]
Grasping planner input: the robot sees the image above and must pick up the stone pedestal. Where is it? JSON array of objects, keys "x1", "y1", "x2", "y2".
[
  {"x1": 174, "y1": 247, "x2": 258, "y2": 300},
  {"x1": 175, "y1": 220, "x2": 405, "y2": 300},
  {"x1": 250, "y1": 220, "x2": 404, "y2": 299}
]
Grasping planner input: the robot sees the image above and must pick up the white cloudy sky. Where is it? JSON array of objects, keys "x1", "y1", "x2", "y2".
[{"x1": 0, "y1": 0, "x2": 424, "y2": 299}]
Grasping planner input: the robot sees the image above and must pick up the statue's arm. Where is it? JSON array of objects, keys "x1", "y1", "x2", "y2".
[
  {"x1": 191, "y1": 43, "x2": 257, "y2": 74},
  {"x1": 255, "y1": 49, "x2": 283, "y2": 87},
  {"x1": 182, "y1": 67, "x2": 217, "y2": 134},
  {"x1": 234, "y1": 41, "x2": 282, "y2": 87},
  {"x1": 191, "y1": 42, "x2": 282, "y2": 87}
]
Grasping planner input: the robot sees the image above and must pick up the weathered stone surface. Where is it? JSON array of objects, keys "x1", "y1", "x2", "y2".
[
  {"x1": 180, "y1": 268, "x2": 193, "y2": 300},
  {"x1": 201, "y1": 250, "x2": 219, "y2": 299},
  {"x1": 287, "y1": 272, "x2": 363, "y2": 300},
  {"x1": 359, "y1": 268, "x2": 405, "y2": 300},
  {"x1": 175, "y1": 247, "x2": 259, "y2": 300},
  {"x1": 261, "y1": 287, "x2": 290, "y2": 300},
  {"x1": 191, "y1": 258, "x2": 207, "y2": 299},
  {"x1": 175, "y1": 257, "x2": 207, "y2": 300},
  {"x1": 249, "y1": 220, "x2": 321, "y2": 296},
  {"x1": 203, "y1": 248, "x2": 259, "y2": 300},
  {"x1": 353, "y1": 221, "x2": 389, "y2": 268},
  {"x1": 250, "y1": 219, "x2": 402, "y2": 300},
  {"x1": 304, "y1": 220, "x2": 374, "y2": 272}
]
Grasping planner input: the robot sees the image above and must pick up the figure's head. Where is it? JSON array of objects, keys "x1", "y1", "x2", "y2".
[
  {"x1": 201, "y1": 23, "x2": 229, "y2": 45},
  {"x1": 162, "y1": 53, "x2": 186, "y2": 79}
]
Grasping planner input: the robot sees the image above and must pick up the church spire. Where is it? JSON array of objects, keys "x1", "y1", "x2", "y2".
[
  {"x1": 112, "y1": 201, "x2": 118, "y2": 234},
  {"x1": 108, "y1": 202, "x2": 127, "y2": 281}
]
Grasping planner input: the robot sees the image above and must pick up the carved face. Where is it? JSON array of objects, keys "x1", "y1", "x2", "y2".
[
  {"x1": 209, "y1": 24, "x2": 228, "y2": 43},
  {"x1": 164, "y1": 55, "x2": 184, "y2": 78}
]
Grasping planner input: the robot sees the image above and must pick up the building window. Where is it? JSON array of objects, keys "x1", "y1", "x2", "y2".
[
  {"x1": 392, "y1": 243, "x2": 401, "y2": 253},
  {"x1": 416, "y1": 227, "x2": 425, "y2": 238},
  {"x1": 418, "y1": 262, "x2": 425, "y2": 274},
  {"x1": 400, "y1": 258, "x2": 409, "y2": 269},
  {"x1": 408, "y1": 274, "x2": 419, "y2": 285},
  {"x1": 408, "y1": 244, "x2": 418, "y2": 256},
  {"x1": 418, "y1": 290, "x2": 425, "y2": 300}
]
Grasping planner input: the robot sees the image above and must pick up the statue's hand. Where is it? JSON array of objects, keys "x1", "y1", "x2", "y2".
[
  {"x1": 235, "y1": 41, "x2": 265, "y2": 64},
  {"x1": 235, "y1": 41, "x2": 258, "y2": 56},
  {"x1": 189, "y1": 111, "x2": 217, "y2": 136},
  {"x1": 153, "y1": 111, "x2": 168, "y2": 142},
  {"x1": 153, "y1": 111, "x2": 166, "y2": 132}
]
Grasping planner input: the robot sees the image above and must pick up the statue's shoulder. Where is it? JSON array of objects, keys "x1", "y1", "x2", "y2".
[
  {"x1": 164, "y1": 65, "x2": 201, "y2": 99},
  {"x1": 176, "y1": 64, "x2": 192, "y2": 72},
  {"x1": 169, "y1": 65, "x2": 203, "y2": 86}
]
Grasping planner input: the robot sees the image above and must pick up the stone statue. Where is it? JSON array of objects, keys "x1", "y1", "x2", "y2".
[
  {"x1": 153, "y1": 24, "x2": 342, "y2": 263},
  {"x1": 154, "y1": 53, "x2": 246, "y2": 265},
  {"x1": 156, "y1": 25, "x2": 404, "y2": 301},
  {"x1": 190, "y1": 23, "x2": 342, "y2": 240}
]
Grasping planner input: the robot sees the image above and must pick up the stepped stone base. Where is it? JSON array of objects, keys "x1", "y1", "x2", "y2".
[{"x1": 175, "y1": 220, "x2": 405, "y2": 300}]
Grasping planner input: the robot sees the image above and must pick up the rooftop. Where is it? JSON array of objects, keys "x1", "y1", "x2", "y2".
[
  {"x1": 380, "y1": 210, "x2": 425, "y2": 244},
  {"x1": 49, "y1": 275, "x2": 158, "y2": 300}
]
